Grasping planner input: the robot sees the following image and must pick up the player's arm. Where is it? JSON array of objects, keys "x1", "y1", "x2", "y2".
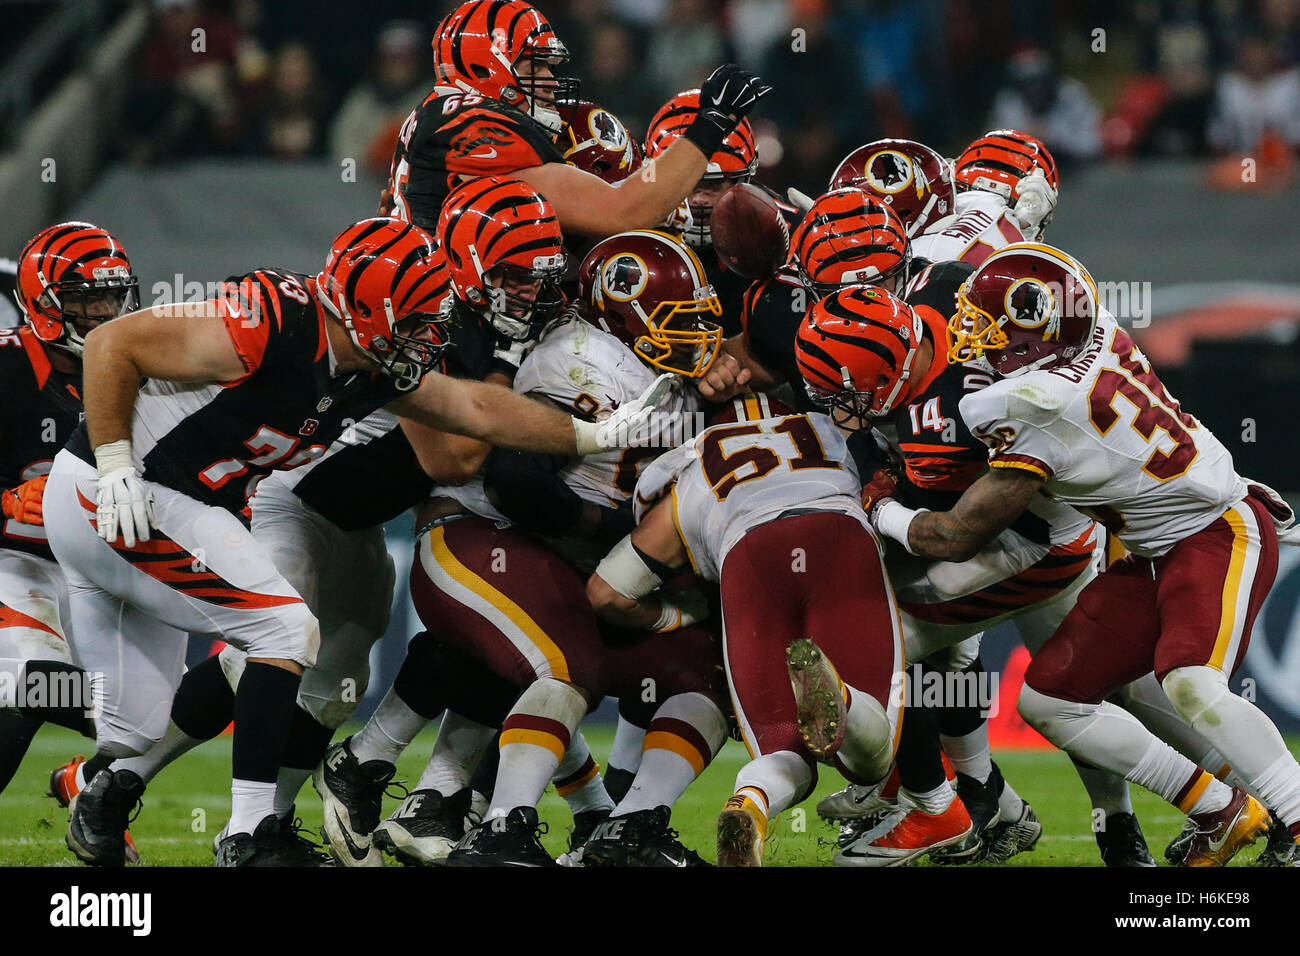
[
  {"x1": 397, "y1": 416, "x2": 490, "y2": 486},
  {"x1": 699, "y1": 334, "x2": 780, "y2": 399},
  {"x1": 484, "y1": 446, "x2": 634, "y2": 548},
  {"x1": 586, "y1": 494, "x2": 702, "y2": 631},
  {"x1": 873, "y1": 466, "x2": 1044, "y2": 562}
]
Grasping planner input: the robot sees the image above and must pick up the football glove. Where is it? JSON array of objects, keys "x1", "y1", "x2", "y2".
[
  {"x1": 93, "y1": 440, "x2": 154, "y2": 549},
  {"x1": 786, "y1": 186, "x2": 816, "y2": 213},
  {"x1": 653, "y1": 588, "x2": 710, "y2": 632},
  {"x1": 1012, "y1": 167, "x2": 1058, "y2": 240},
  {"x1": 684, "y1": 64, "x2": 772, "y2": 156},
  {"x1": 1, "y1": 474, "x2": 47, "y2": 525},
  {"x1": 573, "y1": 373, "x2": 677, "y2": 454},
  {"x1": 860, "y1": 468, "x2": 898, "y2": 518}
]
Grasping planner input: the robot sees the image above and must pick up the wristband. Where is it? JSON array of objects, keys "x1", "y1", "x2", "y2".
[
  {"x1": 875, "y1": 500, "x2": 928, "y2": 556},
  {"x1": 653, "y1": 600, "x2": 683, "y2": 632},
  {"x1": 573, "y1": 417, "x2": 602, "y2": 456},
  {"x1": 93, "y1": 439, "x2": 134, "y2": 476}
]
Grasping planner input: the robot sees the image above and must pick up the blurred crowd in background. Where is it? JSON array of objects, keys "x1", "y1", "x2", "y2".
[{"x1": 6, "y1": 0, "x2": 1300, "y2": 194}]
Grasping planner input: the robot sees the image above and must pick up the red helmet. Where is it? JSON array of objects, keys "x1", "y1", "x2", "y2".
[
  {"x1": 955, "y1": 129, "x2": 1059, "y2": 200},
  {"x1": 828, "y1": 139, "x2": 955, "y2": 238},
  {"x1": 578, "y1": 230, "x2": 723, "y2": 378},
  {"x1": 431, "y1": 0, "x2": 579, "y2": 133},
  {"x1": 15, "y1": 221, "x2": 139, "y2": 355},
  {"x1": 317, "y1": 218, "x2": 450, "y2": 391},
  {"x1": 796, "y1": 284, "x2": 925, "y2": 424},
  {"x1": 789, "y1": 188, "x2": 911, "y2": 298},
  {"x1": 437, "y1": 177, "x2": 567, "y2": 342},
  {"x1": 949, "y1": 242, "x2": 1097, "y2": 377},
  {"x1": 709, "y1": 391, "x2": 796, "y2": 426},
  {"x1": 557, "y1": 101, "x2": 644, "y2": 184},
  {"x1": 645, "y1": 90, "x2": 758, "y2": 247}
]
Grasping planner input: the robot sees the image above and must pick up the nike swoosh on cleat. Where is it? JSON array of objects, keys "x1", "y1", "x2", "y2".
[{"x1": 334, "y1": 810, "x2": 372, "y2": 862}]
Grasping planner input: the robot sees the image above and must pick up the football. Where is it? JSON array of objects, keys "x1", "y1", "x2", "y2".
[{"x1": 710, "y1": 182, "x2": 790, "y2": 280}]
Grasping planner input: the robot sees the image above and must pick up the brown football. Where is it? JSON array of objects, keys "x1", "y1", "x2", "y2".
[{"x1": 710, "y1": 182, "x2": 790, "y2": 280}]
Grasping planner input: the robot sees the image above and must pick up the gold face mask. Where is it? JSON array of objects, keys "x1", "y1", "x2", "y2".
[
  {"x1": 947, "y1": 282, "x2": 1009, "y2": 364},
  {"x1": 633, "y1": 295, "x2": 724, "y2": 378}
]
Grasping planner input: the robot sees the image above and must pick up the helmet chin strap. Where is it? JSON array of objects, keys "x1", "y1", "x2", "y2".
[{"x1": 876, "y1": 305, "x2": 926, "y2": 415}]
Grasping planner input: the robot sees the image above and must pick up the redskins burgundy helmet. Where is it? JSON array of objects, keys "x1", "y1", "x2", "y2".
[
  {"x1": 15, "y1": 221, "x2": 139, "y2": 355},
  {"x1": 828, "y1": 139, "x2": 955, "y2": 239},
  {"x1": 796, "y1": 284, "x2": 926, "y2": 424},
  {"x1": 431, "y1": 0, "x2": 579, "y2": 133},
  {"x1": 557, "y1": 101, "x2": 644, "y2": 184},
  {"x1": 948, "y1": 242, "x2": 1098, "y2": 377},
  {"x1": 578, "y1": 230, "x2": 723, "y2": 378},
  {"x1": 645, "y1": 90, "x2": 758, "y2": 248},
  {"x1": 317, "y1": 218, "x2": 451, "y2": 391},
  {"x1": 789, "y1": 188, "x2": 911, "y2": 298}
]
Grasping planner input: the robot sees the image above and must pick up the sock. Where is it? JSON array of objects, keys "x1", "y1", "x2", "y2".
[
  {"x1": 1071, "y1": 757, "x2": 1134, "y2": 816},
  {"x1": 17, "y1": 660, "x2": 95, "y2": 735},
  {"x1": 81, "y1": 751, "x2": 114, "y2": 785},
  {"x1": 171, "y1": 653, "x2": 236, "y2": 739},
  {"x1": 275, "y1": 767, "x2": 311, "y2": 819},
  {"x1": 1252, "y1": 755, "x2": 1300, "y2": 831},
  {"x1": 615, "y1": 693, "x2": 726, "y2": 816},
  {"x1": 894, "y1": 679, "x2": 946, "y2": 793},
  {"x1": 940, "y1": 727, "x2": 993, "y2": 784},
  {"x1": 350, "y1": 687, "x2": 430, "y2": 765},
  {"x1": 733, "y1": 749, "x2": 813, "y2": 820},
  {"x1": 469, "y1": 731, "x2": 501, "y2": 801},
  {"x1": 488, "y1": 678, "x2": 586, "y2": 818},
  {"x1": 230, "y1": 662, "x2": 301, "y2": 831},
  {"x1": 114, "y1": 720, "x2": 206, "y2": 784},
  {"x1": 609, "y1": 713, "x2": 648, "y2": 777},
  {"x1": 838, "y1": 684, "x2": 895, "y2": 784},
  {"x1": 0, "y1": 710, "x2": 42, "y2": 793},
  {"x1": 900, "y1": 780, "x2": 956, "y2": 815},
  {"x1": 553, "y1": 732, "x2": 614, "y2": 816},
  {"x1": 276, "y1": 704, "x2": 334, "y2": 814},
  {"x1": 416, "y1": 711, "x2": 498, "y2": 794}
]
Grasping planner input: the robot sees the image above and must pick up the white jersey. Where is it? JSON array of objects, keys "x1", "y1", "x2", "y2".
[
  {"x1": 910, "y1": 191, "x2": 1025, "y2": 266},
  {"x1": 959, "y1": 312, "x2": 1245, "y2": 558},
  {"x1": 635, "y1": 411, "x2": 866, "y2": 581}
]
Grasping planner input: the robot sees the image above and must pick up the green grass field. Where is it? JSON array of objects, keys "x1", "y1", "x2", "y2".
[{"x1": 2, "y1": 726, "x2": 1293, "y2": 867}]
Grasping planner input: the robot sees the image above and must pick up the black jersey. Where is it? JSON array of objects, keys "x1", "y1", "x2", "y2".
[
  {"x1": 67, "y1": 270, "x2": 404, "y2": 517},
  {"x1": 0, "y1": 326, "x2": 83, "y2": 559},
  {"x1": 738, "y1": 266, "x2": 814, "y2": 409},
  {"x1": 388, "y1": 86, "x2": 566, "y2": 230}
]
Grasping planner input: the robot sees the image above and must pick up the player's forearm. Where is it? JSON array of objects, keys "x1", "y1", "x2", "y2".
[
  {"x1": 82, "y1": 323, "x2": 142, "y2": 449},
  {"x1": 394, "y1": 377, "x2": 581, "y2": 454},
  {"x1": 876, "y1": 468, "x2": 1043, "y2": 561},
  {"x1": 608, "y1": 140, "x2": 708, "y2": 230},
  {"x1": 905, "y1": 509, "x2": 996, "y2": 563}
]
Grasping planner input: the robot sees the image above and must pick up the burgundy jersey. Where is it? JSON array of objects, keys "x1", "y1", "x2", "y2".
[
  {"x1": 0, "y1": 326, "x2": 84, "y2": 559},
  {"x1": 67, "y1": 270, "x2": 405, "y2": 517},
  {"x1": 388, "y1": 87, "x2": 566, "y2": 229}
]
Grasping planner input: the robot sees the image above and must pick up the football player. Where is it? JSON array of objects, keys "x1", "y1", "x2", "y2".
[
  {"x1": 866, "y1": 242, "x2": 1300, "y2": 866},
  {"x1": 587, "y1": 394, "x2": 905, "y2": 867},
  {"x1": 385, "y1": 0, "x2": 770, "y2": 242},
  {"x1": 0, "y1": 224, "x2": 138, "y2": 803},
  {"x1": 41, "y1": 216, "x2": 666, "y2": 868}
]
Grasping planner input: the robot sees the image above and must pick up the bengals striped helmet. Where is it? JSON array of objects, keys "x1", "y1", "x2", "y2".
[
  {"x1": 15, "y1": 221, "x2": 139, "y2": 355},
  {"x1": 955, "y1": 129, "x2": 1059, "y2": 199},
  {"x1": 796, "y1": 285, "x2": 925, "y2": 425},
  {"x1": 557, "y1": 101, "x2": 644, "y2": 184},
  {"x1": 578, "y1": 230, "x2": 723, "y2": 378},
  {"x1": 789, "y1": 188, "x2": 911, "y2": 298},
  {"x1": 645, "y1": 90, "x2": 758, "y2": 248},
  {"x1": 829, "y1": 139, "x2": 955, "y2": 239},
  {"x1": 437, "y1": 176, "x2": 567, "y2": 342},
  {"x1": 317, "y1": 218, "x2": 451, "y2": 392},
  {"x1": 432, "y1": 0, "x2": 579, "y2": 133}
]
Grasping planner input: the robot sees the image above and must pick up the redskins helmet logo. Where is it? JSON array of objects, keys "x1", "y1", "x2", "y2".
[
  {"x1": 865, "y1": 150, "x2": 917, "y2": 196},
  {"x1": 587, "y1": 109, "x2": 628, "y2": 152},
  {"x1": 601, "y1": 253, "x2": 647, "y2": 301},
  {"x1": 1004, "y1": 278, "x2": 1059, "y2": 336}
]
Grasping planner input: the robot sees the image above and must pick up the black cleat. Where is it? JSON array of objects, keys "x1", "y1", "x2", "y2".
[
  {"x1": 556, "y1": 808, "x2": 611, "y2": 866},
  {"x1": 372, "y1": 788, "x2": 472, "y2": 867},
  {"x1": 580, "y1": 806, "x2": 711, "y2": 867},
  {"x1": 985, "y1": 803, "x2": 1042, "y2": 862},
  {"x1": 66, "y1": 769, "x2": 144, "y2": 867},
  {"x1": 930, "y1": 765, "x2": 1003, "y2": 865},
  {"x1": 1099, "y1": 811, "x2": 1157, "y2": 867},
  {"x1": 1254, "y1": 812, "x2": 1299, "y2": 867},
  {"x1": 313, "y1": 737, "x2": 395, "y2": 867},
  {"x1": 1163, "y1": 816, "x2": 1197, "y2": 866},
  {"x1": 446, "y1": 806, "x2": 557, "y2": 867},
  {"x1": 215, "y1": 813, "x2": 330, "y2": 867}
]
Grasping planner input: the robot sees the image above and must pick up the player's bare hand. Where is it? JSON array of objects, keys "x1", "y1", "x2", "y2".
[{"x1": 697, "y1": 352, "x2": 752, "y2": 401}]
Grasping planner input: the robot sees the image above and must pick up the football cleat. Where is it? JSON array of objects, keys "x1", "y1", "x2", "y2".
[
  {"x1": 65, "y1": 769, "x2": 144, "y2": 868},
  {"x1": 1164, "y1": 816, "x2": 1197, "y2": 865},
  {"x1": 787, "y1": 638, "x2": 846, "y2": 759},
  {"x1": 1254, "y1": 813, "x2": 1300, "y2": 867},
  {"x1": 930, "y1": 767, "x2": 1003, "y2": 865},
  {"x1": 1180, "y1": 788, "x2": 1270, "y2": 867},
  {"x1": 1096, "y1": 811, "x2": 1156, "y2": 867},
  {"x1": 834, "y1": 797, "x2": 972, "y2": 867},
  {"x1": 445, "y1": 807, "x2": 558, "y2": 867},
  {"x1": 313, "y1": 737, "x2": 395, "y2": 867},
  {"x1": 372, "y1": 788, "x2": 472, "y2": 867},
  {"x1": 716, "y1": 795, "x2": 765, "y2": 867},
  {"x1": 214, "y1": 813, "x2": 330, "y2": 867},
  {"x1": 555, "y1": 807, "x2": 611, "y2": 867},
  {"x1": 50, "y1": 756, "x2": 140, "y2": 864},
  {"x1": 580, "y1": 806, "x2": 710, "y2": 867},
  {"x1": 818, "y1": 764, "x2": 900, "y2": 823},
  {"x1": 986, "y1": 802, "x2": 1043, "y2": 863}
]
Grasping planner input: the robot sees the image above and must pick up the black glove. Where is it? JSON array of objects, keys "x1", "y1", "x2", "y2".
[{"x1": 683, "y1": 64, "x2": 772, "y2": 157}]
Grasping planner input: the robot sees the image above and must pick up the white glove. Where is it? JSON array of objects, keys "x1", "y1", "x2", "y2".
[
  {"x1": 662, "y1": 199, "x2": 694, "y2": 234},
  {"x1": 1012, "y1": 167, "x2": 1058, "y2": 240},
  {"x1": 786, "y1": 186, "x2": 815, "y2": 213},
  {"x1": 573, "y1": 373, "x2": 677, "y2": 454},
  {"x1": 653, "y1": 588, "x2": 710, "y2": 632},
  {"x1": 93, "y1": 440, "x2": 154, "y2": 548}
]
